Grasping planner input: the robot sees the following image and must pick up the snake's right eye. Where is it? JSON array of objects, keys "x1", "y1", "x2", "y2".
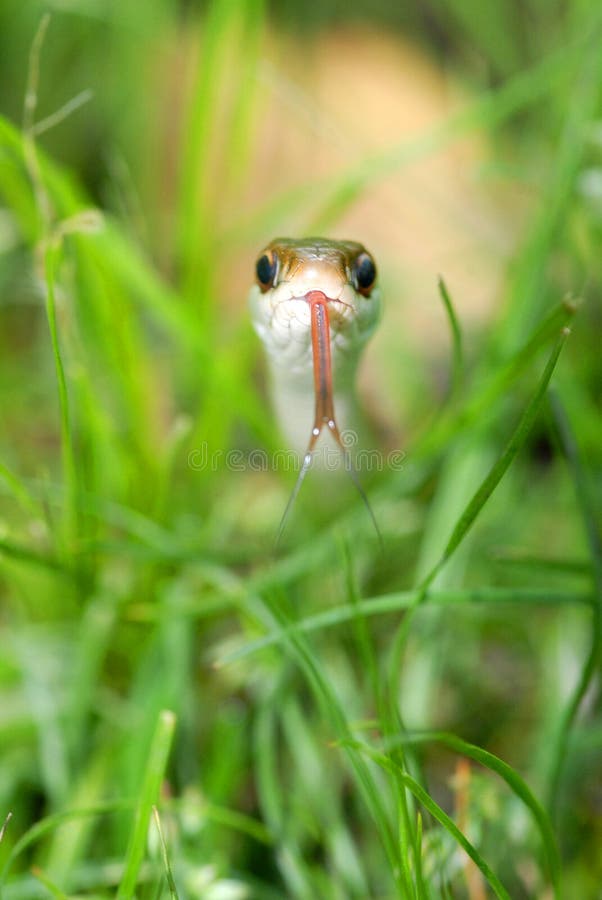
[{"x1": 256, "y1": 253, "x2": 277, "y2": 291}]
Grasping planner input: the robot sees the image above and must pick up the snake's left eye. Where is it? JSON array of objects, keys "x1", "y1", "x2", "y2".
[
  {"x1": 255, "y1": 252, "x2": 277, "y2": 292},
  {"x1": 353, "y1": 253, "x2": 377, "y2": 296}
]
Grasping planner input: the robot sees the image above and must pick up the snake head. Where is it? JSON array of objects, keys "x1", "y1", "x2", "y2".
[{"x1": 249, "y1": 237, "x2": 381, "y2": 374}]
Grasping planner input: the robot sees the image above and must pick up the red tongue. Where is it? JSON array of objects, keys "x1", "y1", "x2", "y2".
[{"x1": 306, "y1": 290, "x2": 344, "y2": 453}]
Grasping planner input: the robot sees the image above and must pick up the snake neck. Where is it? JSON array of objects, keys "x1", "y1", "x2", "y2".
[{"x1": 268, "y1": 355, "x2": 360, "y2": 457}]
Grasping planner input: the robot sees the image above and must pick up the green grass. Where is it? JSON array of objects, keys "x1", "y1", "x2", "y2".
[{"x1": 0, "y1": 1, "x2": 601, "y2": 897}]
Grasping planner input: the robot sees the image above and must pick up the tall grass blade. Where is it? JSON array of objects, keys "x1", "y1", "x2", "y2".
[
  {"x1": 420, "y1": 327, "x2": 570, "y2": 595},
  {"x1": 0, "y1": 814, "x2": 12, "y2": 845},
  {"x1": 438, "y1": 277, "x2": 463, "y2": 401},
  {"x1": 0, "y1": 802, "x2": 131, "y2": 885},
  {"x1": 546, "y1": 392, "x2": 602, "y2": 813},
  {"x1": 42, "y1": 243, "x2": 80, "y2": 558},
  {"x1": 30, "y1": 867, "x2": 68, "y2": 899},
  {"x1": 218, "y1": 585, "x2": 592, "y2": 666},
  {"x1": 255, "y1": 589, "x2": 409, "y2": 896},
  {"x1": 398, "y1": 731, "x2": 561, "y2": 897},
  {"x1": 0, "y1": 461, "x2": 40, "y2": 519},
  {"x1": 152, "y1": 807, "x2": 179, "y2": 900},
  {"x1": 356, "y1": 745, "x2": 512, "y2": 900},
  {"x1": 116, "y1": 710, "x2": 176, "y2": 900}
]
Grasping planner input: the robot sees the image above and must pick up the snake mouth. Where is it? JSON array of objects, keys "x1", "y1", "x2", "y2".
[
  {"x1": 306, "y1": 293, "x2": 355, "y2": 332},
  {"x1": 314, "y1": 295, "x2": 354, "y2": 322},
  {"x1": 271, "y1": 291, "x2": 357, "y2": 336}
]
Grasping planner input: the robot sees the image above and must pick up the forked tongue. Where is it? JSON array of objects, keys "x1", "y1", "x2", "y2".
[{"x1": 276, "y1": 290, "x2": 382, "y2": 547}]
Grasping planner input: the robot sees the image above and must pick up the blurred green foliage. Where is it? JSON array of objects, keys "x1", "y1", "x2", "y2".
[{"x1": 0, "y1": 1, "x2": 601, "y2": 898}]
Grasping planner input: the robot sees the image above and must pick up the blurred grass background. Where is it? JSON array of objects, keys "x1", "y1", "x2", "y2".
[{"x1": 0, "y1": 1, "x2": 601, "y2": 897}]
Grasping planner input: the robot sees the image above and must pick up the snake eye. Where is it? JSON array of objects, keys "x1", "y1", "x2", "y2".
[
  {"x1": 353, "y1": 253, "x2": 377, "y2": 296},
  {"x1": 255, "y1": 252, "x2": 277, "y2": 292}
]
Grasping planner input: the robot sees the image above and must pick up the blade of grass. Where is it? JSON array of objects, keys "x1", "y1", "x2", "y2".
[
  {"x1": 401, "y1": 773, "x2": 511, "y2": 900},
  {"x1": 382, "y1": 328, "x2": 570, "y2": 755},
  {"x1": 491, "y1": 551, "x2": 592, "y2": 578},
  {"x1": 0, "y1": 114, "x2": 212, "y2": 363},
  {"x1": 497, "y1": 24, "x2": 602, "y2": 352},
  {"x1": 0, "y1": 802, "x2": 132, "y2": 885},
  {"x1": 224, "y1": 25, "x2": 598, "y2": 242},
  {"x1": 32, "y1": 88, "x2": 93, "y2": 138},
  {"x1": 253, "y1": 671, "x2": 320, "y2": 898},
  {"x1": 545, "y1": 391, "x2": 602, "y2": 814},
  {"x1": 413, "y1": 812, "x2": 427, "y2": 900},
  {"x1": 307, "y1": 33, "x2": 597, "y2": 233},
  {"x1": 443, "y1": 0, "x2": 521, "y2": 76},
  {"x1": 30, "y1": 867, "x2": 68, "y2": 899},
  {"x1": 256, "y1": 587, "x2": 410, "y2": 897},
  {"x1": 0, "y1": 460, "x2": 40, "y2": 519},
  {"x1": 22, "y1": 14, "x2": 52, "y2": 232},
  {"x1": 42, "y1": 242, "x2": 80, "y2": 558},
  {"x1": 353, "y1": 745, "x2": 512, "y2": 900},
  {"x1": 340, "y1": 535, "x2": 381, "y2": 711},
  {"x1": 116, "y1": 710, "x2": 176, "y2": 900},
  {"x1": 414, "y1": 297, "x2": 576, "y2": 460},
  {"x1": 0, "y1": 538, "x2": 74, "y2": 577},
  {"x1": 0, "y1": 814, "x2": 12, "y2": 845},
  {"x1": 218, "y1": 0, "x2": 265, "y2": 202},
  {"x1": 151, "y1": 807, "x2": 179, "y2": 900},
  {"x1": 42, "y1": 749, "x2": 113, "y2": 891},
  {"x1": 389, "y1": 731, "x2": 560, "y2": 898},
  {"x1": 20, "y1": 17, "x2": 81, "y2": 563},
  {"x1": 438, "y1": 277, "x2": 463, "y2": 402},
  {"x1": 15, "y1": 631, "x2": 71, "y2": 808},
  {"x1": 178, "y1": 0, "x2": 242, "y2": 301},
  {"x1": 419, "y1": 327, "x2": 570, "y2": 596},
  {"x1": 217, "y1": 585, "x2": 592, "y2": 666},
  {"x1": 198, "y1": 802, "x2": 272, "y2": 846}
]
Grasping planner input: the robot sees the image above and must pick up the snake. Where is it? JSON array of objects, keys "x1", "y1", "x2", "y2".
[{"x1": 249, "y1": 237, "x2": 382, "y2": 539}]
